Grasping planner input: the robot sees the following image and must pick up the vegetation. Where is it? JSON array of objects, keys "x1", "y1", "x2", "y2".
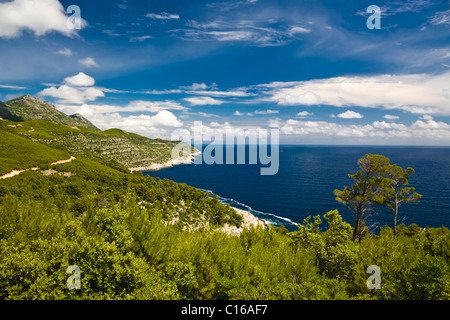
[
  {"x1": 1, "y1": 95, "x2": 100, "y2": 131},
  {"x1": 334, "y1": 154, "x2": 422, "y2": 240},
  {"x1": 0, "y1": 129, "x2": 70, "y2": 176},
  {"x1": 0, "y1": 115, "x2": 448, "y2": 300},
  {"x1": 0, "y1": 95, "x2": 196, "y2": 170}
]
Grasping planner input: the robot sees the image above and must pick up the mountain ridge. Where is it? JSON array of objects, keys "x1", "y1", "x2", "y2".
[
  {"x1": 0, "y1": 95, "x2": 196, "y2": 172},
  {"x1": 1, "y1": 95, "x2": 100, "y2": 132}
]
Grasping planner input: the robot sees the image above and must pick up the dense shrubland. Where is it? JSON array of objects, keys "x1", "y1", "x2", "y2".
[{"x1": 0, "y1": 156, "x2": 448, "y2": 300}]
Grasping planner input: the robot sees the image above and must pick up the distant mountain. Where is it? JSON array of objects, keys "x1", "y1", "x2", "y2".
[
  {"x1": 0, "y1": 95, "x2": 100, "y2": 132},
  {"x1": 0, "y1": 95, "x2": 196, "y2": 171}
]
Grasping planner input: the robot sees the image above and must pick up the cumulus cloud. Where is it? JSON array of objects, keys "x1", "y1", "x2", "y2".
[
  {"x1": 39, "y1": 85, "x2": 104, "y2": 104},
  {"x1": 38, "y1": 72, "x2": 104, "y2": 104},
  {"x1": 268, "y1": 117, "x2": 450, "y2": 144},
  {"x1": 182, "y1": 83, "x2": 209, "y2": 90},
  {"x1": 337, "y1": 110, "x2": 364, "y2": 119},
  {"x1": 0, "y1": 0, "x2": 85, "y2": 38},
  {"x1": 64, "y1": 72, "x2": 95, "y2": 87},
  {"x1": 78, "y1": 110, "x2": 183, "y2": 139},
  {"x1": 56, "y1": 103, "x2": 185, "y2": 139},
  {"x1": 267, "y1": 72, "x2": 450, "y2": 115}
]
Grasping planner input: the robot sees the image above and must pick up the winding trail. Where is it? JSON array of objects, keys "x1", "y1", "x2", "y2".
[{"x1": 0, "y1": 156, "x2": 76, "y2": 180}]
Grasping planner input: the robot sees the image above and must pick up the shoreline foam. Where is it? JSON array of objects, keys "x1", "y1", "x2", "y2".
[{"x1": 220, "y1": 207, "x2": 267, "y2": 236}]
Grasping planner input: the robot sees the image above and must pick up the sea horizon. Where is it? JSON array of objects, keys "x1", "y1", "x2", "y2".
[{"x1": 146, "y1": 145, "x2": 450, "y2": 232}]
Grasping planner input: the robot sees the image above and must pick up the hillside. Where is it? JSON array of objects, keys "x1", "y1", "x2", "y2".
[
  {"x1": 1, "y1": 95, "x2": 100, "y2": 132},
  {"x1": 0, "y1": 128, "x2": 71, "y2": 176},
  {"x1": 0, "y1": 136, "x2": 448, "y2": 300},
  {"x1": 0, "y1": 96, "x2": 195, "y2": 170},
  {"x1": 1, "y1": 97, "x2": 448, "y2": 301}
]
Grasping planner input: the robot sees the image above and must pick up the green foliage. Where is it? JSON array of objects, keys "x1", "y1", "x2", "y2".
[
  {"x1": 290, "y1": 210, "x2": 358, "y2": 281},
  {"x1": 335, "y1": 154, "x2": 423, "y2": 241},
  {"x1": 2, "y1": 95, "x2": 100, "y2": 131},
  {"x1": 0, "y1": 136, "x2": 448, "y2": 300},
  {"x1": 334, "y1": 154, "x2": 391, "y2": 241},
  {"x1": 0, "y1": 130, "x2": 70, "y2": 175}
]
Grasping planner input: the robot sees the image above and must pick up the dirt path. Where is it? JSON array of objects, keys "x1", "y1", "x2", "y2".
[{"x1": 0, "y1": 156, "x2": 76, "y2": 179}]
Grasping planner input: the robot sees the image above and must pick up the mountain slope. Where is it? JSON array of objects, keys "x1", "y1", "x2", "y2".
[
  {"x1": 0, "y1": 96, "x2": 196, "y2": 171},
  {"x1": 0, "y1": 128, "x2": 71, "y2": 176},
  {"x1": 1, "y1": 95, "x2": 100, "y2": 131}
]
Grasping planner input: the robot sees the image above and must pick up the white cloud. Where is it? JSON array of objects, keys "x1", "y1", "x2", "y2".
[
  {"x1": 58, "y1": 100, "x2": 186, "y2": 115},
  {"x1": 122, "y1": 100, "x2": 186, "y2": 113},
  {"x1": 337, "y1": 110, "x2": 364, "y2": 119},
  {"x1": 233, "y1": 109, "x2": 277, "y2": 116},
  {"x1": 39, "y1": 85, "x2": 104, "y2": 104},
  {"x1": 289, "y1": 26, "x2": 312, "y2": 34},
  {"x1": 173, "y1": 18, "x2": 313, "y2": 47},
  {"x1": 64, "y1": 72, "x2": 95, "y2": 87},
  {"x1": 276, "y1": 91, "x2": 321, "y2": 105},
  {"x1": 429, "y1": 10, "x2": 450, "y2": 25},
  {"x1": 57, "y1": 48, "x2": 72, "y2": 56},
  {"x1": 146, "y1": 12, "x2": 179, "y2": 20},
  {"x1": 254, "y1": 109, "x2": 279, "y2": 115},
  {"x1": 0, "y1": 84, "x2": 27, "y2": 90},
  {"x1": 0, "y1": 0, "x2": 85, "y2": 38},
  {"x1": 57, "y1": 104, "x2": 185, "y2": 139},
  {"x1": 271, "y1": 117, "x2": 450, "y2": 144},
  {"x1": 183, "y1": 96, "x2": 224, "y2": 106},
  {"x1": 297, "y1": 111, "x2": 314, "y2": 117},
  {"x1": 79, "y1": 57, "x2": 99, "y2": 68},
  {"x1": 38, "y1": 72, "x2": 104, "y2": 104},
  {"x1": 181, "y1": 83, "x2": 209, "y2": 91},
  {"x1": 186, "y1": 89, "x2": 252, "y2": 97},
  {"x1": 81, "y1": 110, "x2": 183, "y2": 139},
  {"x1": 384, "y1": 114, "x2": 400, "y2": 120},
  {"x1": 131, "y1": 111, "x2": 183, "y2": 127},
  {"x1": 129, "y1": 35, "x2": 153, "y2": 42},
  {"x1": 267, "y1": 72, "x2": 450, "y2": 115},
  {"x1": 419, "y1": 114, "x2": 434, "y2": 121},
  {"x1": 398, "y1": 105, "x2": 439, "y2": 114}
]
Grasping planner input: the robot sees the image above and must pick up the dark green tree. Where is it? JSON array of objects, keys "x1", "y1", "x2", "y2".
[
  {"x1": 378, "y1": 164, "x2": 422, "y2": 237},
  {"x1": 334, "y1": 154, "x2": 390, "y2": 242}
]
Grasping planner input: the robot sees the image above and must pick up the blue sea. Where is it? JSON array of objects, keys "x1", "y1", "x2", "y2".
[{"x1": 145, "y1": 146, "x2": 450, "y2": 232}]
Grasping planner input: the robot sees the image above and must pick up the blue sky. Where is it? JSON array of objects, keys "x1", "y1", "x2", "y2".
[{"x1": 0, "y1": 0, "x2": 449, "y2": 145}]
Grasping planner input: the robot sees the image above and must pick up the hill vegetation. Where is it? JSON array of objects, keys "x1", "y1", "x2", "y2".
[
  {"x1": 1, "y1": 95, "x2": 100, "y2": 131},
  {"x1": 0, "y1": 96, "x2": 194, "y2": 170},
  {"x1": 0, "y1": 99, "x2": 448, "y2": 300},
  {"x1": 0, "y1": 129, "x2": 71, "y2": 176}
]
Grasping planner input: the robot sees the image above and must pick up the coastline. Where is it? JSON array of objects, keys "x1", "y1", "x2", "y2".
[
  {"x1": 129, "y1": 150, "x2": 201, "y2": 173},
  {"x1": 221, "y1": 207, "x2": 267, "y2": 236}
]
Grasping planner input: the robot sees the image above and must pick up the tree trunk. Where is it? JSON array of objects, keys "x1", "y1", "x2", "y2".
[{"x1": 393, "y1": 194, "x2": 399, "y2": 237}]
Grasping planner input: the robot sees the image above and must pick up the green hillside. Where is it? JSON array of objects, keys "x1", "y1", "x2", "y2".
[
  {"x1": 0, "y1": 128, "x2": 70, "y2": 176},
  {"x1": 0, "y1": 96, "x2": 194, "y2": 170},
  {"x1": 1, "y1": 95, "x2": 100, "y2": 132},
  {"x1": 0, "y1": 97, "x2": 448, "y2": 301},
  {"x1": 0, "y1": 142, "x2": 448, "y2": 300}
]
